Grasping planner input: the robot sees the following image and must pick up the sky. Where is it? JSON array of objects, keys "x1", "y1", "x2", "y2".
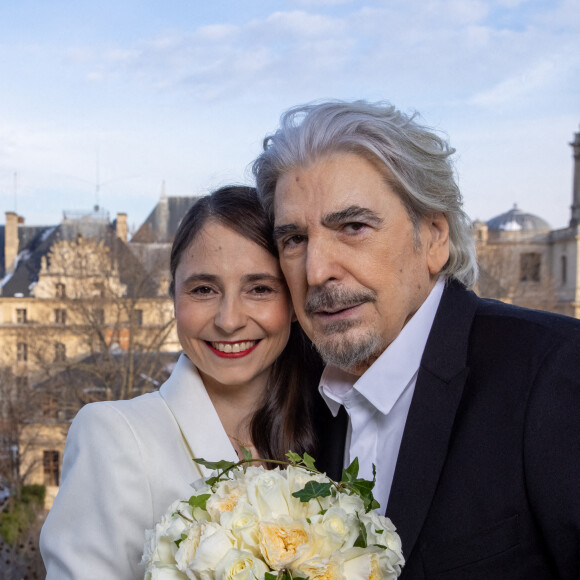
[{"x1": 0, "y1": 0, "x2": 578, "y2": 233}]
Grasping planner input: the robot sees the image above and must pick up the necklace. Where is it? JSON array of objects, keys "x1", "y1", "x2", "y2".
[{"x1": 227, "y1": 433, "x2": 254, "y2": 449}]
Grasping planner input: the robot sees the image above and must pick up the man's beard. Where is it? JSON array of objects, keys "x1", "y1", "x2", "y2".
[{"x1": 304, "y1": 285, "x2": 385, "y2": 372}]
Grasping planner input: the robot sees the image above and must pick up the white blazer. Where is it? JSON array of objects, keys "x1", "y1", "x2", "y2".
[{"x1": 40, "y1": 354, "x2": 238, "y2": 579}]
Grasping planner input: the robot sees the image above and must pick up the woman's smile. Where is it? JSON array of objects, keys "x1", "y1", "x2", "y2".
[{"x1": 207, "y1": 340, "x2": 260, "y2": 358}]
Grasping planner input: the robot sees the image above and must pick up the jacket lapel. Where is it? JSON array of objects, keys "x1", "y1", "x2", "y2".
[
  {"x1": 160, "y1": 354, "x2": 238, "y2": 479},
  {"x1": 313, "y1": 399, "x2": 348, "y2": 481},
  {"x1": 386, "y1": 281, "x2": 478, "y2": 559}
]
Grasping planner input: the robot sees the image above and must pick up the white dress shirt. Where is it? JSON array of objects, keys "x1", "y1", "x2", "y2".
[{"x1": 319, "y1": 278, "x2": 444, "y2": 512}]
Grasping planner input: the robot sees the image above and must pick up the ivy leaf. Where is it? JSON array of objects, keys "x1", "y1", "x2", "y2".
[
  {"x1": 292, "y1": 481, "x2": 333, "y2": 502},
  {"x1": 188, "y1": 494, "x2": 210, "y2": 510},
  {"x1": 353, "y1": 518, "x2": 368, "y2": 548},
  {"x1": 301, "y1": 452, "x2": 317, "y2": 471},
  {"x1": 341, "y1": 457, "x2": 359, "y2": 482},
  {"x1": 240, "y1": 446, "x2": 253, "y2": 462},
  {"x1": 174, "y1": 532, "x2": 187, "y2": 548},
  {"x1": 286, "y1": 451, "x2": 302, "y2": 464},
  {"x1": 193, "y1": 457, "x2": 237, "y2": 472}
]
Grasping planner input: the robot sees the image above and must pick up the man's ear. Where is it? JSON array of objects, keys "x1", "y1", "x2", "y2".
[{"x1": 426, "y1": 213, "x2": 450, "y2": 275}]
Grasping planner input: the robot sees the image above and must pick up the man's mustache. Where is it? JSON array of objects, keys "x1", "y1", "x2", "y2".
[{"x1": 304, "y1": 286, "x2": 376, "y2": 316}]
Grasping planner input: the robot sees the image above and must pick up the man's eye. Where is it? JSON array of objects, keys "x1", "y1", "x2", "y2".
[
  {"x1": 251, "y1": 285, "x2": 273, "y2": 295},
  {"x1": 344, "y1": 222, "x2": 367, "y2": 233}
]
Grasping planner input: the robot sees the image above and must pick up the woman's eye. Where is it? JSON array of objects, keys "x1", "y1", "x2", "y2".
[{"x1": 191, "y1": 286, "x2": 214, "y2": 295}]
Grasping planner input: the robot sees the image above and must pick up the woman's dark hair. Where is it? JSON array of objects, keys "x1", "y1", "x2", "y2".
[{"x1": 170, "y1": 185, "x2": 323, "y2": 461}]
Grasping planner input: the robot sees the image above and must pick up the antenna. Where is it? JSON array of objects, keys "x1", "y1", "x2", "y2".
[
  {"x1": 13, "y1": 171, "x2": 18, "y2": 213},
  {"x1": 95, "y1": 149, "x2": 100, "y2": 211}
]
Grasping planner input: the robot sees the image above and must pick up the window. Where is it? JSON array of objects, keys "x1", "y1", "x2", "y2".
[
  {"x1": 520, "y1": 252, "x2": 541, "y2": 282},
  {"x1": 17, "y1": 342, "x2": 28, "y2": 362},
  {"x1": 55, "y1": 283, "x2": 66, "y2": 298},
  {"x1": 54, "y1": 308, "x2": 67, "y2": 324},
  {"x1": 16, "y1": 309, "x2": 27, "y2": 324},
  {"x1": 43, "y1": 450, "x2": 60, "y2": 486},
  {"x1": 561, "y1": 255, "x2": 567, "y2": 285},
  {"x1": 93, "y1": 308, "x2": 105, "y2": 325},
  {"x1": 131, "y1": 309, "x2": 143, "y2": 326},
  {"x1": 54, "y1": 342, "x2": 66, "y2": 362}
]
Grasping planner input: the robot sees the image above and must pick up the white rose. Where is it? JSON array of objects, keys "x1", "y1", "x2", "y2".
[
  {"x1": 142, "y1": 501, "x2": 193, "y2": 567},
  {"x1": 342, "y1": 546, "x2": 403, "y2": 580},
  {"x1": 220, "y1": 501, "x2": 261, "y2": 556},
  {"x1": 215, "y1": 548, "x2": 269, "y2": 580},
  {"x1": 359, "y1": 512, "x2": 403, "y2": 559},
  {"x1": 309, "y1": 507, "x2": 360, "y2": 556},
  {"x1": 246, "y1": 468, "x2": 292, "y2": 519},
  {"x1": 178, "y1": 522, "x2": 235, "y2": 579},
  {"x1": 175, "y1": 522, "x2": 233, "y2": 577},
  {"x1": 335, "y1": 492, "x2": 365, "y2": 517},
  {"x1": 206, "y1": 479, "x2": 248, "y2": 521},
  {"x1": 286, "y1": 465, "x2": 334, "y2": 517},
  {"x1": 294, "y1": 554, "x2": 346, "y2": 580},
  {"x1": 146, "y1": 565, "x2": 189, "y2": 580},
  {"x1": 258, "y1": 516, "x2": 313, "y2": 569}
]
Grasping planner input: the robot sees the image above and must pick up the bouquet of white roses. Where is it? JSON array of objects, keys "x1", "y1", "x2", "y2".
[{"x1": 142, "y1": 452, "x2": 404, "y2": 580}]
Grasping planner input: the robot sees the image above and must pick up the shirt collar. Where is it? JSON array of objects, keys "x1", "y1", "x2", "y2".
[{"x1": 319, "y1": 278, "x2": 445, "y2": 416}]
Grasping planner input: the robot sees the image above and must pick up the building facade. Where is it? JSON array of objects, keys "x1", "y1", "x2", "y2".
[{"x1": 475, "y1": 127, "x2": 580, "y2": 319}]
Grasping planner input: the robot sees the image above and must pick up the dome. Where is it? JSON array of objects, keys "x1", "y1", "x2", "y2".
[{"x1": 486, "y1": 204, "x2": 550, "y2": 232}]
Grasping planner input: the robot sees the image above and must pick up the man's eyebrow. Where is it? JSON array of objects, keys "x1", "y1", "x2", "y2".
[
  {"x1": 322, "y1": 206, "x2": 383, "y2": 227},
  {"x1": 273, "y1": 223, "x2": 301, "y2": 243}
]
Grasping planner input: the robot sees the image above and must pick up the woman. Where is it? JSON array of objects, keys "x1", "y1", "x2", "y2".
[{"x1": 40, "y1": 186, "x2": 323, "y2": 579}]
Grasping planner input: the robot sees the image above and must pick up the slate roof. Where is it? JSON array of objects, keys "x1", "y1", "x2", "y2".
[
  {"x1": 131, "y1": 196, "x2": 199, "y2": 243},
  {"x1": 1, "y1": 211, "x2": 155, "y2": 298}
]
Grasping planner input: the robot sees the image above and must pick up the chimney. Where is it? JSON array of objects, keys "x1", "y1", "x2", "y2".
[
  {"x1": 5, "y1": 212, "x2": 19, "y2": 274},
  {"x1": 570, "y1": 127, "x2": 580, "y2": 227},
  {"x1": 116, "y1": 212, "x2": 128, "y2": 243}
]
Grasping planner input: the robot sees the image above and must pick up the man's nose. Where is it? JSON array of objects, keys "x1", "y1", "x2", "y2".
[{"x1": 305, "y1": 237, "x2": 343, "y2": 287}]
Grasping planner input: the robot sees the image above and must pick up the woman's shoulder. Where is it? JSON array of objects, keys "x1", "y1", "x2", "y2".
[{"x1": 72, "y1": 391, "x2": 170, "y2": 436}]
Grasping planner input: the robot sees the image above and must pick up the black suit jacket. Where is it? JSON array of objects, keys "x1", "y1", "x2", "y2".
[{"x1": 314, "y1": 281, "x2": 580, "y2": 579}]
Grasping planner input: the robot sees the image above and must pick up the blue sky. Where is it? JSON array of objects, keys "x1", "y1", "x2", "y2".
[{"x1": 0, "y1": 0, "x2": 578, "y2": 232}]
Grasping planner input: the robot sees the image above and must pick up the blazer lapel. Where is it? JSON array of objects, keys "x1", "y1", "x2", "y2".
[
  {"x1": 386, "y1": 281, "x2": 479, "y2": 559},
  {"x1": 313, "y1": 398, "x2": 348, "y2": 481},
  {"x1": 160, "y1": 354, "x2": 238, "y2": 479}
]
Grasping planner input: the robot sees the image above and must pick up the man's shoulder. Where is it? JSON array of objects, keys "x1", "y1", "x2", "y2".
[{"x1": 473, "y1": 295, "x2": 580, "y2": 340}]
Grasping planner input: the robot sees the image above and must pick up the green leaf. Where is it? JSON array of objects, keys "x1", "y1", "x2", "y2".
[
  {"x1": 174, "y1": 532, "x2": 187, "y2": 548},
  {"x1": 353, "y1": 518, "x2": 368, "y2": 548},
  {"x1": 373, "y1": 544, "x2": 388, "y2": 549},
  {"x1": 240, "y1": 446, "x2": 253, "y2": 462},
  {"x1": 265, "y1": 573, "x2": 277, "y2": 580},
  {"x1": 188, "y1": 494, "x2": 211, "y2": 510},
  {"x1": 342, "y1": 457, "x2": 359, "y2": 482},
  {"x1": 301, "y1": 452, "x2": 317, "y2": 471},
  {"x1": 193, "y1": 457, "x2": 237, "y2": 472},
  {"x1": 292, "y1": 481, "x2": 333, "y2": 502},
  {"x1": 286, "y1": 451, "x2": 302, "y2": 464}
]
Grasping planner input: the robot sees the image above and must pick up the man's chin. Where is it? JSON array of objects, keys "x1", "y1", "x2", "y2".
[{"x1": 313, "y1": 332, "x2": 385, "y2": 375}]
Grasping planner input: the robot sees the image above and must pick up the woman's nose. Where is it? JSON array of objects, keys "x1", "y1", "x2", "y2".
[{"x1": 213, "y1": 296, "x2": 247, "y2": 333}]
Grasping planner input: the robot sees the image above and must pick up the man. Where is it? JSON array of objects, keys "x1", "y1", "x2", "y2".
[{"x1": 252, "y1": 100, "x2": 580, "y2": 579}]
